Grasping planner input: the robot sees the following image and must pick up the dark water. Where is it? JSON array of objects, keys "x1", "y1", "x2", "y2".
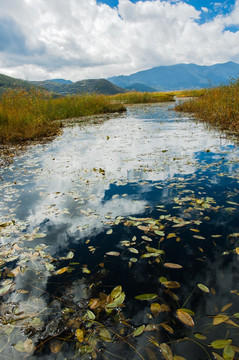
[{"x1": 0, "y1": 103, "x2": 239, "y2": 360}]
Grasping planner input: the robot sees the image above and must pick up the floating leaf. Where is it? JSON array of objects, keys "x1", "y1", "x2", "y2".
[
  {"x1": 160, "y1": 323, "x2": 174, "y2": 334},
  {"x1": 150, "y1": 303, "x2": 161, "y2": 317},
  {"x1": 225, "y1": 319, "x2": 239, "y2": 327},
  {"x1": 142, "y1": 236, "x2": 152, "y2": 242},
  {"x1": 221, "y1": 303, "x2": 233, "y2": 312},
  {"x1": 210, "y1": 339, "x2": 232, "y2": 349},
  {"x1": 223, "y1": 345, "x2": 235, "y2": 360},
  {"x1": 56, "y1": 266, "x2": 70, "y2": 275},
  {"x1": 24, "y1": 339, "x2": 34, "y2": 353},
  {"x1": 163, "y1": 281, "x2": 180, "y2": 289},
  {"x1": 164, "y1": 263, "x2": 182, "y2": 269},
  {"x1": 76, "y1": 329, "x2": 84, "y2": 343},
  {"x1": 176, "y1": 309, "x2": 195, "y2": 327},
  {"x1": 167, "y1": 233, "x2": 177, "y2": 239},
  {"x1": 106, "y1": 251, "x2": 120, "y2": 256},
  {"x1": 133, "y1": 325, "x2": 145, "y2": 336},
  {"x1": 193, "y1": 235, "x2": 206, "y2": 240},
  {"x1": 66, "y1": 251, "x2": 74, "y2": 259},
  {"x1": 129, "y1": 248, "x2": 139, "y2": 254},
  {"x1": 197, "y1": 283, "x2": 210, "y2": 293},
  {"x1": 111, "y1": 285, "x2": 122, "y2": 299},
  {"x1": 159, "y1": 343, "x2": 174, "y2": 360},
  {"x1": 212, "y1": 352, "x2": 224, "y2": 360},
  {"x1": 106, "y1": 229, "x2": 113, "y2": 235},
  {"x1": 180, "y1": 308, "x2": 195, "y2": 316},
  {"x1": 213, "y1": 314, "x2": 229, "y2": 326},
  {"x1": 194, "y1": 333, "x2": 207, "y2": 340},
  {"x1": 87, "y1": 310, "x2": 96, "y2": 320},
  {"x1": 13, "y1": 341, "x2": 26, "y2": 352},
  {"x1": 135, "y1": 293, "x2": 158, "y2": 301},
  {"x1": 155, "y1": 230, "x2": 165, "y2": 236},
  {"x1": 233, "y1": 313, "x2": 239, "y2": 318}
]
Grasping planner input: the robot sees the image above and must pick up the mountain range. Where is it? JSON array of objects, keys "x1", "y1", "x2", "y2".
[
  {"x1": 108, "y1": 61, "x2": 239, "y2": 91},
  {"x1": 0, "y1": 61, "x2": 239, "y2": 96}
]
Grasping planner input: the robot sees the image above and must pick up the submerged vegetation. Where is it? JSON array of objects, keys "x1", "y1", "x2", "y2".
[{"x1": 175, "y1": 80, "x2": 239, "y2": 132}]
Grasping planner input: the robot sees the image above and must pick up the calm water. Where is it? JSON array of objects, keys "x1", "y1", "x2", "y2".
[{"x1": 0, "y1": 103, "x2": 239, "y2": 360}]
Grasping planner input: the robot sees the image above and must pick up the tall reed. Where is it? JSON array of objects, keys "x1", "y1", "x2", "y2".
[{"x1": 175, "y1": 80, "x2": 239, "y2": 132}]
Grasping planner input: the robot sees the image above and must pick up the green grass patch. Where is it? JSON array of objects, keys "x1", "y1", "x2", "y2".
[{"x1": 175, "y1": 80, "x2": 239, "y2": 132}]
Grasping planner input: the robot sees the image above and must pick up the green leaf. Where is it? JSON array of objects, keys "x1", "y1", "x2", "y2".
[
  {"x1": 133, "y1": 325, "x2": 145, "y2": 336},
  {"x1": 233, "y1": 313, "x2": 239, "y2": 319},
  {"x1": 223, "y1": 345, "x2": 235, "y2": 360},
  {"x1": 111, "y1": 285, "x2": 122, "y2": 299},
  {"x1": 13, "y1": 341, "x2": 26, "y2": 352},
  {"x1": 194, "y1": 333, "x2": 207, "y2": 340},
  {"x1": 99, "y1": 328, "x2": 111, "y2": 342},
  {"x1": 87, "y1": 310, "x2": 96, "y2": 320},
  {"x1": 197, "y1": 283, "x2": 210, "y2": 293},
  {"x1": 211, "y1": 339, "x2": 232, "y2": 349},
  {"x1": 135, "y1": 293, "x2": 158, "y2": 300}
]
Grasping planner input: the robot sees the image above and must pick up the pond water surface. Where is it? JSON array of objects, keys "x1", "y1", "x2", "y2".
[{"x1": 0, "y1": 103, "x2": 239, "y2": 360}]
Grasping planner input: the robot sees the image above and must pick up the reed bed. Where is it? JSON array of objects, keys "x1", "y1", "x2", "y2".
[
  {"x1": 109, "y1": 91, "x2": 175, "y2": 104},
  {"x1": 175, "y1": 80, "x2": 239, "y2": 132},
  {"x1": 0, "y1": 90, "x2": 126, "y2": 143}
]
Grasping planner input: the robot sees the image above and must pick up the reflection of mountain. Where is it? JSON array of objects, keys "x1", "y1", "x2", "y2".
[{"x1": 109, "y1": 61, "x2": 239, "y2": 91}]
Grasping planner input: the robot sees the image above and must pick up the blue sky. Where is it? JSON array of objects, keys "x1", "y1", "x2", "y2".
[{"x1": 0, "y1": 0, "x2": 238, "y2": 81}]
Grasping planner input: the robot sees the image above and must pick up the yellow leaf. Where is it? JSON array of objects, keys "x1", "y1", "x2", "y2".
[
  {"x1": 76, "y1": 329, "x2": 84, "y2": 343},
  {"x1": 213, "y1": 314, "x2": 229, "y2": 326},
  {"x1": 164, "y1": 263, "x2": 182, "y2": 269},
  {"x1": 49, "y1": 340, "x2": 63, "y2": 354},
  {"x1": 176, "y1": 309, "x2": 195, "y2": 327},
  {"x1": 159, "y1": 343, "x2": 174, "y2": 360},
  {"x1": 221, "y1": 303, "x2": 233, "y2": 312},
  {"x1": 235, "y1": 247, "x2": 239, "y2": 255},
  {"x1": 56, "y1": 266, "x2": 69, "y2": 275},
  {"x1": 163, "y1": 281, "x2": 180, "y2": 289},
  {"x1": 150, "y1": 303, "x2": 161, "y2": 317},
  {"x1": 160, "y1": 323, "x2": 174, "y2": 334}
]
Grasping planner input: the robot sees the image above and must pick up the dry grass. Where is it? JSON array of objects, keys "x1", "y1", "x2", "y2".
[
  {"x1": 108, "y1": 91, "x2": 175, "y2": 104},
  {"x1": 0, "y1": 90, "x2": 126, "y2": 143},
  {"x1": 175, "y1": 80, "x2": 239, "y2": 132}
]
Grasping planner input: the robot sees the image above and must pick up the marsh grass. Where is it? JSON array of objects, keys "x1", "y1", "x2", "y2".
[
  {"x1": 0, "y1": 90, "x2": 126, "y2": 143},
  {"x1": 109, "y1": 91, "x2": 175, "y2": 104},
  {"x1": 175, "y1": 80, "x2": 239, "y2": 132}
]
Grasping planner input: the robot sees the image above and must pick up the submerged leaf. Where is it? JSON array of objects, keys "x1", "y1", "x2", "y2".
[
  {"x1": 150, "y1": 303, "x2": 161, "y2": 317},
  {"x1": 111, "y1": 285, "x2": 122, "y2": 299},
  {"x1": 99, "y1": 328, "x2": 111, "y2": 342},
  {"x1": 56, "y1": 266, "x2": 70, "y2": 275}
]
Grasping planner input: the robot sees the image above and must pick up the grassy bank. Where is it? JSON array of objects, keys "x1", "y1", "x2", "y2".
[
  {"x1": 109, "y1": 91, "x2": 175, "y2": 104},
  {"x1": 175, "y1": 81, "x2": 239, "y2": 132},
  {"x1": 0, "y1": 90, "x2": 126, "y2": 143}
]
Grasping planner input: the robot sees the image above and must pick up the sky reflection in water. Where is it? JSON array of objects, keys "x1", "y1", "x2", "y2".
[{"x1": 0, "y1": 103, "x2": 239, "y2": 359}]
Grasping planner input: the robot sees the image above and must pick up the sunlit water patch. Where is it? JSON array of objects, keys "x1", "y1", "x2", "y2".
[{"x1": 0, "y1": 103, "x2": 239, "y2": 360}]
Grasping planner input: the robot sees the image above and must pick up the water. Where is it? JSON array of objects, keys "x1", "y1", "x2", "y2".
[{"x1": 0, "y1": 103, "x2": 239, "y2": 360}]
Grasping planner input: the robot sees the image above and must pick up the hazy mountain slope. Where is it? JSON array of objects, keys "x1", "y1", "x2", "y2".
[
  {"x1": 109, "y1": 62, "x2": 239, "y2": 91},
  {"x1": 31, "y1": 78, "x2": 125, "y2": 95}
]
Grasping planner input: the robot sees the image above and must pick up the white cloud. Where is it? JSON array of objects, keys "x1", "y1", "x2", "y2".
[{"x1": 0, "y1": 0, "x2": 238, "y2": 80}]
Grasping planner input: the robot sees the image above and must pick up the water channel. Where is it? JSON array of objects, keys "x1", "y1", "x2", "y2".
[{"x1": 0, "y1": 103, "x2": 239, "y2": 359}]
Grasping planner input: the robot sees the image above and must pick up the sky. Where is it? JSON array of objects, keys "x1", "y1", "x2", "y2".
[{"x1": 0, "y1": 0, "x2": 239, "y2": 81}]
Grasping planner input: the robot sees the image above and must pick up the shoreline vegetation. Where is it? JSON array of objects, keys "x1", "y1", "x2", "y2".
[
  {"x1": 0, "y1": 81, "x2": 238, "y2": 143},
  {"x1": 175, "y1": 80, "x2": 239, "y2": 133}
]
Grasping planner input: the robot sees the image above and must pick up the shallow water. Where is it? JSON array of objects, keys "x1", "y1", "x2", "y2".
[{"x1": 0, "y1": 103, "x2": 239, "y2": 359}]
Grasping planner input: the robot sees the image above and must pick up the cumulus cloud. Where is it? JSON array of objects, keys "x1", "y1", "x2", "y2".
[{"x1": 0, "y1": 0, "x2": 238, "y2": 80}]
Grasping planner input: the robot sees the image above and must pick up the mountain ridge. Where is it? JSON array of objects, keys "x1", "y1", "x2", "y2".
[{"x1": 108, "y1": 61, "x2": 239, "y2": 91}]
